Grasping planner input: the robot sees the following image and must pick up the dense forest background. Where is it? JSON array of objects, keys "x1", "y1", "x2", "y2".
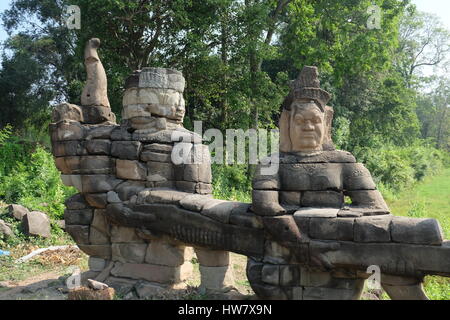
[{"x1": 0, "y1": 0, "x2": 449, "y2": 212}]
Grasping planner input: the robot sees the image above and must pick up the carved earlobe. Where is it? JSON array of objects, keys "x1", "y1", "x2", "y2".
[{"x1": 279, "y1": 109, "x2": 292, "y2": 152}]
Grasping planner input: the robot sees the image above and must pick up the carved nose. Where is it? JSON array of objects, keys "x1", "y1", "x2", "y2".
[{"x1": 303, "y1": 121, "x2": 314, "y2": 130}]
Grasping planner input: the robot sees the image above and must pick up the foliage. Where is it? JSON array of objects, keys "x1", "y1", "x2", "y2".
[{"x1": 0, "y1": 126, "x2": 76, "y2": 220}]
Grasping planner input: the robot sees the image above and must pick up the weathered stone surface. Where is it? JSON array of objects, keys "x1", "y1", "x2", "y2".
[
  {"x1": 110, "y1": 225, "x2": 144, "y2": 243},
  {"x1": 229, "y1": 205, "x2": 263, "y2": 229},
  {"x1": 52, "y1": 140, "x2": 85, "y2": 157},
  {"x1": 280, "y1": 191, "x2": 301, "y2": 206},
  {"x1": 294, "y1": 207, "x2": 339, "y2": 218},
  {"x1": 252, "y1": 177, "x2": 280, "y2": 190},
  {"x1": 22, "y1": 211, "x2": 51, "y2": 238},
  {"x1": 251, "y1": 283, "x2": 288, "y2": 300},
  {"x1": 0, "y1": 220, "x2": 13, "y2": 238},
  {"x1": 343, "y1": 163, "x2": 376, "y2": 190},
  {"x1": 195, "y1": 182, "x2": 212, "y2": 195},
  {"x1": 116, "y1": 160, "x2": 147, "y2": 180},
  {"x1": 147, "y1": 161, "x2": 174, "y2": 182},
  {"x1": 49, "y1": 120, "x2": 85, "y2": 141},
  {"x1": 309, "y1": 217, "x2": 354, "y2": 241},
  {"x1": 279, "y1": 150, "x2": 356, "y2": 164},
  {"x1": 78, "y1": 156, "x2": 114, "y2": 174},
  {"x1": 280, "y1": 265, "x2": 301, "y2": 286},
  {"x1": 381, "y1": 283, "x2": 429, "y2": 300},
  {"x1": 110, "y1": 261, "x2": 192, "y2": 284},
  {"x1": 85, "y1": 139, "x2": 111, "y2": 155},
  {"x1": 201, "y1": 200, "x2": 241, "y2": 224},
  {"x1": 145, "y1": 241, "x2": 186, "y2": 267},
  {"x1": 78, "y1": 244, "x2": 112, "y2": 260},
  {"x1": 183, "y1": 163, "x2": 212, "y2": 184},
  {"x1": 301, "y1": 191, "x2": 344, "y2": 208},
  {"x1": 115, "y1": 181, "x2": 146, "y2": 200},
  {"x1": 132, "y1": 67, "x2": 186, "y2": 92},
  {"x1": 85, "y1": 125, "x2": 116, "y2": 140},
  {"x1": 390, "y1": 217, "x2": 443, "y2": 245},
  {"x1": 195, "y1": 248, "x2": 229, "y2": 267},
  {"x1": 90, "y1": 209, "x2": 110, "y2": 245},
  {"x1": 302, "y1": 285, "x2": 364, "y2": 300},
  {"x1": 52, "y1": 103, "x2": 83, "y2": 123},
  {"x1": 68, "y1": 287, "x2": 115, "y2": 300},
  {"x1": 263, "y1": 241, "x2": 292, "y2": 264},
  {"x1": 65, "y1": 225, "x2": 90, "y2": 245},
  {"x1": 89, "y1": 257, "x2": 108, "y2": 272},
  {"x1": 85, "y1": 193, "x2": 108, "y2": 209},
  {"x1": 112, "y1": 243, "x2": 147, "y2": 263},
  {"x1": 263, "y1": 216, "x2": 303, "y2": 243},
  {"x1": 111, "y1": 141, "x2": 142, "y2": 160},
  {"x1": 107, "y1": 191, "x2": 122, "y2": 203},
  {"x1": 61, "y1": 174, "x2": 83, "y2": 192},
  {"x1": 140, "y1": 151, "x2": 171, "y2": 162},
  {"x1": 179, "y1": 194, "x2": 213, "y2": 212},
  {"x1": 81, "y1": 105, "x2": 116, "y2": 124},
  {"x1": 8, "y1": 204, "x2": 29, "y2": 221},
  {"x1": 252, "y1": 190, "x2": 284, "y2": 216},
  {"x1": 134, "y1": 281, "x2": 168, "y2": 299},
  {"x1": 81, "y1": 175, "x2": 122, "y2": 193},
  {"x1": 354, "y1": 215, "x2": 392, "y2": 243},
  {"x1": 279, "y1": 163, "x2": 343, "y2": 191},
  {"x1": 199, "y1": 265, "x2": 235, "y2": 291},
  {"x1": 345, "y1": 190, "x2": 389, "y2": 211},
  {"x1": 103, "y1": 276, "x2": 137, "y2": 296},
  {"x1": 64, "y1": 209, "x2": 93, "y2": 225},
  {"x1": 111, "y1": 126, "x2": 132, "y2": 141},
  {"x1": 261, "y1": 265, "x2": 279, "y2": 285},
  {"x1": 138, "y1": 189, "x2": 189, "y2": 205}
]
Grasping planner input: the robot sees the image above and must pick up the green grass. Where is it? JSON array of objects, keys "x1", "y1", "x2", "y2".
[{"x1": 386, "y1": 167, "x2": 450, "y2": 300}]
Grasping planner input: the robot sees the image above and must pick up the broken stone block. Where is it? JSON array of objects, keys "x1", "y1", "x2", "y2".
[
  {"x1": 68, "y1": 287, "x2": 115, "y2": 300},
  {"x1": 85, "y1": 139, "x2": 111, "y2": 155},
  {"x1": 111, "y1": 141, "x2": 142, "y2": 160},
  {"x1": 52, "y1": 140, "x2": 84, "y2": 157},
  {"x1": 195, "y1": 248, "x2": 229, "y2": 267},
  {"x1": 64, "y1": 209, "x2": 93, "y2": 225},
  {"x1": 116, "y1": 159, "x2": 147, "y2": 181},
  {"x1": 145, "y1": 241, "x2": 186, "y2": 267},
  {"x1": 52, "y1": 103, "x2": 83, "y2": 123},
  {"x1": 22, "y1": 211, "x2": 51, "y2": 238},
  {"x1": 78, "y1": 156, "x2": 114, "y2": 174},
  {"x1": 85, "y1": 125, "x2": 116, "y2": 140},
  {"x1": 354, "y1": 215, "x2": 392, "y2": 243},
  {"x1": 309, "y1": 217, "x2": 354, "y2": 241},
  {"x1": 87, "y1": 279, "x2": 109, "y2": 291},
  {"x1": 81, "y1": 175, "x2": 122, "y2": 193},
  {"x1": 140, "y1": 151, "x2": 171, "y2": 162},
  {"x1": 390, "y1": 217, "x2": 444, "y2": 245},
  {"x1": 65, "y1": 225, "x2": 90, "y2": 245},
  {"x1": 107, "y1": 191, "x2": 122, "y2": 203},
  {"x1": 8, "y1": 204, "x2": 29, "y2": 221},
  {"x1": 81, "y1": 105, "x2": 116, "y2": 124},
  {"x1": 301, "y1": 191, "x2": 344, "y2": 208},
  {"x1": 134, "y1": 281, "x2": 167, "y2": 299},
  {"x1": 112, "y1": 243, "x2": 148, "y2": 263}
]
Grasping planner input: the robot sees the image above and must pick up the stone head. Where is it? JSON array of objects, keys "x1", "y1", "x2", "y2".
[
  {"x1": 122, "y1": 68, "x2": 186, "y2": 132},
  {"x1": 280, "y1": 66, "x2": 334, "y2": 153}
]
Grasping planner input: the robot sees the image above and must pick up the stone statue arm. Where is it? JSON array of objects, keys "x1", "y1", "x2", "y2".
[
  {"x1": 342, "y1": 162, "x2": 390, "y2": 214},
  {"x1": 251, "y1": 159, "x2": 286, "y2": 216}
]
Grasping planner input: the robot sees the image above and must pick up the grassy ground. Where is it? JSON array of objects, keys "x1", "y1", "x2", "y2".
[{"x1": 385, "y1": 167, "x2": 450, "y2": 300}]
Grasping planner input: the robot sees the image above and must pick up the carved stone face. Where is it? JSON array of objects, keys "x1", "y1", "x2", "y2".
[{"x1": 289, "y1": 100, "x2": 324, "y2": 152}]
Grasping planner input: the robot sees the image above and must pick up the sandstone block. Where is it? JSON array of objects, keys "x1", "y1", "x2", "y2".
[
  {"x1": 112, "y1": 243, "x2": 147, "y2": 263},
  {"x1": 116, "y1": 160, "x2": 147, "y2": 180},
  {"x1": 78, "y1": 244, "x2": 112, "y2": 260},
  {"x1": 65, "y1": 225, "x2": 90, "y2": 245},
  {"x1": 179, "y1": 194, "x2": 213, "y2": 212},
  {"x1": 343, "y1": 163, "x2": 376, "y2": 190},
  {"x1": 8, "y1": 204, "x2": 29, "y2": 221},
  {"x1": 390, "y1": 216, "x2": 443, "y2": 245},
  {"x1": 64, "y1": 209, "x2": 93, "y2": 225},
  {"x1": 147, "y1": 161, "x2": 174, "y2": 181},
  {"x1": 309, "y1": 217, "x2": 355, "y2": 241},
  {"x1": 61, "y1": 174, "x2": 83, "y2": 192},
  {"x1": 199, "y1": 265, "x2": 235, "y2": 292},
  {"x1": 22, "y1": 211, "x2": 51, "y2": 238},
  {"x1": 85, "y1": 139, "x2": 111, "y2": 155},
  {"x1": 280, "y1": 191, "x2": 301, "y2": 206},
  {"x1": 294, "y1": 207, "x2": 339, "y2": 218},
  {"x1": 52, "y1": 103, "x2": 83, "y2": 122},
  {"x1": 279, "y1": 163, "x2": 343, "y2": 191},
  {"x1": 301, "y1": 191, "x2": 344, "y2": 208},
  {"x1": 345, "y1": 190, "x2": 389, "y2": 210},
  {"x1": 81, "y1": 175, "x2": 122, "y2": 193},
  {"x1": 85, "y1": 193, "x2": 108, "y2": 208},
  {"x1": 195, "y1": 248, "x2": 230, "y2": 267},
  {"x1": 201, "y1": 200, "x2": 241, "y2": 224},
  {"x1": 145, "y1": 241, "x2": 186, "y2": 267},
  {"x1": 89, "y1": 257, "x2": 108, "y2": 272},
  {"x1": 49, "y1": 120, "x2": 85, "y2": 141},
  {"x1": 110, "y1": 225, "x2": 144, "y2": 243},
  {"x1": 354, "y1": 215, "x2": 392, "y2": 242},
  {"x1": 111, "y1": 141, "x2": 142, "y2": 160},
  {"x1": 115, "y1": 181, "x2": 146, "y2": 200}
]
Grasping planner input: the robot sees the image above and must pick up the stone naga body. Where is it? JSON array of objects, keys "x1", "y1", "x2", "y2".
[{"x1": 50, "y1": 39, "x2": 449, "y2": 299}]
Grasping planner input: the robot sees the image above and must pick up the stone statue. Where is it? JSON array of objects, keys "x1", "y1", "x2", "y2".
[{"x1": 51, "y1": 49, "x2": 450, "y2": 300}]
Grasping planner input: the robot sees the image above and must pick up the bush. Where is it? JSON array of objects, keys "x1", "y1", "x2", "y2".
[
  {"x1": 211, "y1": 164, "x2": 252, "y2": 202},
  {"x1": 0, "y1": 126, "x2": 76, "y2": 220}
]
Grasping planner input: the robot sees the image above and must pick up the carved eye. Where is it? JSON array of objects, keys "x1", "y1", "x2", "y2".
[{"x1": 314, "y1": 117, "x2": 321, "y2": 124}]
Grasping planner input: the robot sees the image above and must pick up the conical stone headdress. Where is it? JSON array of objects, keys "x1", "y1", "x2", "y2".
[{"x1": 287, "y1": 66, "x2": 331, "y2": 112}]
